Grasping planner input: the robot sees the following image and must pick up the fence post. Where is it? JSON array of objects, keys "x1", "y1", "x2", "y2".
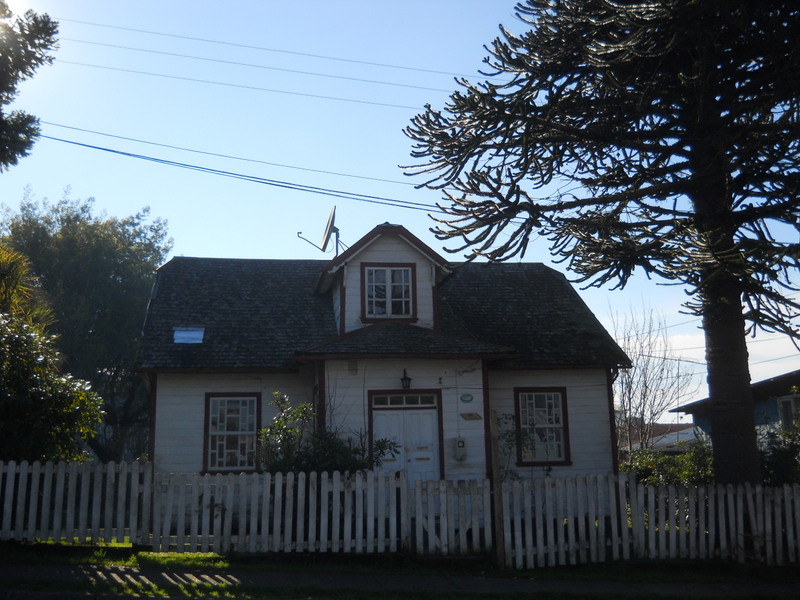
[{"x1": 488, "y1": 409, "x2": 506, "y2": 567}]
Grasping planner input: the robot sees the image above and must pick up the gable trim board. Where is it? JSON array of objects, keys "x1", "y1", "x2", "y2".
[{"x1": 138, "y1": 224, "x2": 629, "y2": 479}]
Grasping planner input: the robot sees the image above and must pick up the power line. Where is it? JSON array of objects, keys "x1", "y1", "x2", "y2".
[
  {"x1": 42, "y1": 121, "x2": 415, "y2": 188},
  {"x1": 60, "y1": 37, "x2": 454, "y2": 94},
  {"x1": 58, "y1": 61, "x2": 422, "y2": 111},
  {"x1": 40, "y1": 135, "x2": 441, "y2": 213},
  {"x1": 58, "y1": 17, "x2": 479, "y2": 79}
]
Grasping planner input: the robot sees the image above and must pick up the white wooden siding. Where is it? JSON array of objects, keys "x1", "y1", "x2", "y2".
[
  {"x1": 153, "y1": 370, "x2": 316, "y2": 473},
  {"x1": 339, "y1": 236, "x2": 437, "y2": 332},
  {"x1": 489, "y1": 369, "x2": 614, "y2": 478}
]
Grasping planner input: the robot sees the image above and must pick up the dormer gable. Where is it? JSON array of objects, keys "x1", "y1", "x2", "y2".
[{"x1": 316, "y1": 223, "x2": 451, "y2": 334}]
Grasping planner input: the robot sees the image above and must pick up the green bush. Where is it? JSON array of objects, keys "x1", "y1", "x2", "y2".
[
  {"x1": 760, "y1": 424, "x2": 800, "y2": 486},
  {"x1": 258, "y1": 391, "x2": 397, "y2": 474},
  {"x1": 622, "y1": 440, "x2": 714, "y2": 486}
]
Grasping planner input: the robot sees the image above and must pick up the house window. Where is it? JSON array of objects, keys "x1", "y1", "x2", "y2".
[
  {"x1": 205, "y1": 393, "x2": 261, "y2": 472},
  {"x1": 515, "y1": 388, "x2": 570, "y2": 465},
  {"x1": 779, "y1": 395, "x2": 800, "y2": 430},
  {"x1": 363, "y1": 264, "x2": 414, "y2": 318},
  {"x1": 372, "y1": 393, "x2": 437, "y2": 407}
]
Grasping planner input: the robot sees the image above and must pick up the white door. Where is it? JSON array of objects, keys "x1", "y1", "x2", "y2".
[{"x1": 373, "y1": 408, "x2": 440, "y2": 482}]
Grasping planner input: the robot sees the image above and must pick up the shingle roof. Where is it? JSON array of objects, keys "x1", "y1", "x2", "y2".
[
  {"x1": 438, "y1": 262, "x2": 630, "y2": 368},
  {"x1": 136, "y1": 256, "x2": 629, "y2": 371},
  {"x1": 296, "y1": 321, "x2": 512, "y2": 359},
  {"x1": 136, "y1": 257, "x2": 337, "y2": 371}
]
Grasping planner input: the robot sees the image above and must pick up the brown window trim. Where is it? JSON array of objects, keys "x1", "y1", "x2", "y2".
[
  {"x1": 514, "y1": 386, "x2": 572, "y2": 467},
  {"x1": 360, "y1": 262, "x2": 418, "y2": 323},
  {"x1": 203, "y1": 392, "x2": 262, "y2": 474}
]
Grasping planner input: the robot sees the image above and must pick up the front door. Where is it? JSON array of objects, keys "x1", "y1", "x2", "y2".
[{"x1": 371, "y1": 392, "x2": 440, "y2": 482}]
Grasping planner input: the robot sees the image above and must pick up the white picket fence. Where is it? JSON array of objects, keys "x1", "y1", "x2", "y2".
[
  {"x1": 500, "y1": 473, "x2": 800, "y2": 569},
  {"x1": 1, "y1": 461, "x2": 799, "y2": 569},
  {"x1": 0, "y1": 461, "x2": 491, "y2": 556}
]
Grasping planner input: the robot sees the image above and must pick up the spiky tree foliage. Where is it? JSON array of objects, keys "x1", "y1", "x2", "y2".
[
  {"x1": 0, "y1": 0, "x2": 57, "y2": 170},
  {"x1": 405, "y1": 0, "x2": 800, "y2": 483},
  {"x1": 0, "y1": 244, "x2": 52, "y2": 326}
]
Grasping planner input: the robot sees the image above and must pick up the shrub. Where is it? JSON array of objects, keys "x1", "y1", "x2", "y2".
[
  {"x1": 760, "y1": 424, "x2": 800, "y2": 486},
  {"x1": 622, "y1": 440, "x2": 714, "y2": 486},
  {"x1": 258, "y1": 392, "x2": 397, "y2": 473}
]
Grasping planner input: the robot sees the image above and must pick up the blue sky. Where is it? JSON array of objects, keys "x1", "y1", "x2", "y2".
[{"x1": 2, "y1": 0, "x2": 798, "y2": 410}]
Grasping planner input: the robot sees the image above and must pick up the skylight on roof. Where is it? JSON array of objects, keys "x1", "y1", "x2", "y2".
[{"x1": 173, "y1": 327, "x2": 204, "y2": 344}]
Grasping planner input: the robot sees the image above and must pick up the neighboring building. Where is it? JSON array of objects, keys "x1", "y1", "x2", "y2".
[
  {"x1": 618, "y1": 421, "x2": 698, "y2": 455},
  {"x1": 136, "y1": 223, "x2": 630, "y2": 480},
  {"x1": 672, "y1": 369, "x2": 800, "y2": 439}
]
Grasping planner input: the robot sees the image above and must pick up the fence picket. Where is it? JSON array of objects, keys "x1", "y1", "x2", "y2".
[
  {"x1": 25, "y1": 461, "x2": 41, "y2": 541},
  {"x1": 319, "y1": 472, "x2": 329, "y2": 552},
  {"x1": 785, "y1": 485, "x2": 796, "y2": 563}
]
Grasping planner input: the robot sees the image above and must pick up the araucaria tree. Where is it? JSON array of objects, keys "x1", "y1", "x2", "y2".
[
  {"x1": 0, "y1": 0, "x2": 57, "y2": 170},
  {"x1": 405, "y1": 0, "x2": 800, "y2": 484}
]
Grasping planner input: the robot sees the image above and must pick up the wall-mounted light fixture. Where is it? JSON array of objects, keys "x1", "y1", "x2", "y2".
[{"x1": 401, "y1": 369, "x2": 412, "y2": 390}]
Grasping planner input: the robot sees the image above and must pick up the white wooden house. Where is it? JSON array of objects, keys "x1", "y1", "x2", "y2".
[{"x1": 136, "y1": 223, "x2": 629, "y2": 480}]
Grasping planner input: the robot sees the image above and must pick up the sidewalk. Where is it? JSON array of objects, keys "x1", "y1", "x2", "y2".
[{"x1": 3, "y1": 561, "x2": 800, "y2": 599}]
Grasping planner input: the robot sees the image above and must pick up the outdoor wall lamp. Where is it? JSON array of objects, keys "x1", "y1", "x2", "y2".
[{"x1": 401, "y1": 369, "x2": 412, "y2": 390}]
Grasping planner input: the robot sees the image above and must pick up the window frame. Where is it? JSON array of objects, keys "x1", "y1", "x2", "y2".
[
  {"x1": 203, "y1": 392, "x2": 262, "y2": 473},
  {"x1": 778, "y1": 394, "x2": 800, "y2": 430},
  {"x1": 361, "y1": 262, "x2": 417, "y2": 322},
  {"x1": 514, "y1": 387, "x2": 571, "y2": 466}
]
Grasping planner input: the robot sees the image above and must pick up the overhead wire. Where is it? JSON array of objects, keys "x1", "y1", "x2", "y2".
[
  {"x1": 42, "y1": 121, "x2": 416, "y2": 187},
  {"x1": 57, "y1": 17, "x2": 481, "y2": 79},
  {"x1": 40, "y1": 135, "x2": 441, "y2": 213},
  {"x1": 60, "y1": 37, "x2": 455, "y2": 94},
  {"x1": 58, "y1": 60, "x2": 423, "y2": 110}
]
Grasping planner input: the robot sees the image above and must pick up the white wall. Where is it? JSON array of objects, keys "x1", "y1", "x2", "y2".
[
  {"x1": 152, "y1": 369, "x2": 316, "y2": 473},
  {"x1": 489, "y1": 368, "x2": 615, "y2": 479}
]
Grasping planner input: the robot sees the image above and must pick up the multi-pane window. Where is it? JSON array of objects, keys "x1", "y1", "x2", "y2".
[
  {"x1": 206, "y1": 394, "x2": 259, "y2": 471},
  {"x1": 516, "y1": 389, "x2": 569, "y2": 464},
  {"x1": 365, "y1": 266, "x2": 412, "y2": 317},
  {"x1": 372, "y1": 393, "x2": 436, "y2": 407}
]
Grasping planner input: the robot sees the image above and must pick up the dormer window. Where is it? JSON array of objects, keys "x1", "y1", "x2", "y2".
[{"x1": 363, "y1": 263, "x2": 415, "y2": 320}]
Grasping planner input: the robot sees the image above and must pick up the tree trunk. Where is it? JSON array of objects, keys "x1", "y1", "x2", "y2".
[{"x1": 702, "y1": 274, "x2": 761, "y2": 484}]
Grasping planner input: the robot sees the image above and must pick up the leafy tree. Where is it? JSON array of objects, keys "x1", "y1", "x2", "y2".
[
  {"x1": 0, "y1": 255, "x2": 101, "y2": 461},
  {"x1": 0, "y1": 1, "x2": 58, "y2": 170},
  {"x1": 613, "y1": 308, "x2": 698, "y2": 456},
  {"x1": 405, "y1": 0, "x2": 800, "y2": 484},
  {"x1": 1, "y1": 195, "x2": 171, "y2": 461}
]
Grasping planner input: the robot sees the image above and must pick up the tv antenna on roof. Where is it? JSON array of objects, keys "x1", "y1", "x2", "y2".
[{"x1": 297, "y1": 206, "x2": 341, "y2": 256}]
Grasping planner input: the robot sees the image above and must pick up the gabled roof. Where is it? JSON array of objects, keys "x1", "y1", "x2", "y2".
[
  {"x1": 136, "y1": 254, "x2": 629, "y2": 372},
  {"x1": 316, "y1": 223, "x2": 450, "y2": 292}
]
